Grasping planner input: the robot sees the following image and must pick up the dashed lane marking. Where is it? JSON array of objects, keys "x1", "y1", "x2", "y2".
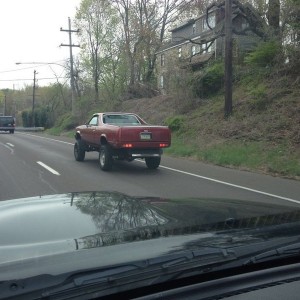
[{"x1": 37, "y1": 161, "x2": 60, "y2": 176}]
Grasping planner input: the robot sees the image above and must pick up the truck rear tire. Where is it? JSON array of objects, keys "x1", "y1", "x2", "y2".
[
  {"x1": 74, "y1": 140, "x2": 85, "y2": 161},
  {"x1": 99, "y1": 145, "x2": 113, "y2": 171},
  {"x1": 145, "y1": 157, "x2": 161, "y2": 169}
]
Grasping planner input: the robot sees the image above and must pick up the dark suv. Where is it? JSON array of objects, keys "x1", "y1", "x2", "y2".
[{"x1": 0, "y1": 116, "x2": 15, "y2": 134}]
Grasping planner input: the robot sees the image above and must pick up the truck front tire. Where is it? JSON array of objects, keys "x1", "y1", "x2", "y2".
[
  {"x1": 99, "y1": 145, "x2": 113, "y2": 171},
  {"x1": 74, "y1": 140, "x2": 86, "y2": 161},
  {"x1": 145, "y1": 157, "x2": 161, "y2": 169}
]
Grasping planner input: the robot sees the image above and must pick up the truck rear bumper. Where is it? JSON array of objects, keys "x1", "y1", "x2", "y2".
[
  {"x1": 113, "y1": 148, "x2": 163, "y2": 159},
  {"x1": 131, "y1": 153, "x2": 161, "y2": 158}
]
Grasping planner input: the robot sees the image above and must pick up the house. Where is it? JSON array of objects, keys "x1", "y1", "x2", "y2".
[{"x1": 156, "y1": 3, "x2": 262, "y2": 92}]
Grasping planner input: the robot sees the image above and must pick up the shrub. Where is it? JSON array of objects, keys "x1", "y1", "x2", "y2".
[
  {"x1": 192, "y1": 62, "x2": 224, "y2": 97},
  {"x1": 21, "y1": 108, "x2": 49, "y2": 127},
  {"x1": 56, "y1": 113, "x2": 77, "y2": 131},
  {"x1": 244, "y1": 40, "x2": 280, "y2": 67},
  {"x1": 164, "y1": 116, "x2": 185, "y2": 131},
  {"x1": 248, "y1": 83, "x2": 268, "y2": 110}
]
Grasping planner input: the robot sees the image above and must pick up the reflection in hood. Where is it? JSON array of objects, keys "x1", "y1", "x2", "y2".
[{"x1": 1, "y1": 191, "x2": 300, "y2": 264}]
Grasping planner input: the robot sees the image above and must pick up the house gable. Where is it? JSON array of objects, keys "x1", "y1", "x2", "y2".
[{"x1": 156, "y1": 3, "x2": 263, "y2": 92}]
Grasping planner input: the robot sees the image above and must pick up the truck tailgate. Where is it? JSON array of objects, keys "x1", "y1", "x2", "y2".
[{"x1": 118, "y1": 126, "x2": 171, "y2": 148}]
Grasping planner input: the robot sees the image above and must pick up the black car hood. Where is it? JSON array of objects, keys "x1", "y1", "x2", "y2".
[{"x1": 1, "y1": 191, "x2": 300, "y2": 280}]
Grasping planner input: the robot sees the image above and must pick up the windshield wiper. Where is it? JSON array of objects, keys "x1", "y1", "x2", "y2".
[
  {"x1": 69, "y1": 247, "x2": 236, "y2": 287},
  {"x1": 2, "y1": 248, "x2": 236, "y2": 299},
  {"x1": 244, "y1": 242, "x2": 300, "y2": 265},
  {"x1": 43, "y1": 248, "x2": 236, "y2": 297}
]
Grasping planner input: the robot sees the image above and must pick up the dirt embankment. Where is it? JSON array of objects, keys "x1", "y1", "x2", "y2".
[{"x1": 120, "y1": 80, "x2": 300, "y2": 150}]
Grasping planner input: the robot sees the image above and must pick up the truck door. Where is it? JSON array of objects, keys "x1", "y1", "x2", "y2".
[{"x1": 81, "y1": 115, "x2": 99, "y2": 145}]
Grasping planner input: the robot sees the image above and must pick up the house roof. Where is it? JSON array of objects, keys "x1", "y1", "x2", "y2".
[
  {"x1": 169, "y1": 7, "x2": 219, "y2": 33},
  {"x1": 169, "y1": 19, "x2": 195, "y2": 32}
]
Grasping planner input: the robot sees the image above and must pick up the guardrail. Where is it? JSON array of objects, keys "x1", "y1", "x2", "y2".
[{"x1": 15, "y1": 127, "x2": 45, "y2": 132}]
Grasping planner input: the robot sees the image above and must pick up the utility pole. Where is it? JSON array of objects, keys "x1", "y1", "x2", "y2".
[
  {"x1": 224, "y1": 0, "x2": 233, "y2": 117},
  {"x1": 60, "y1": 17, "x2": 80, "y2": 116},
  {"x1": 4, "y1": 94, "x2": 7, "y2": 115},
  {"x1": 32, "y1": 70, "x2": 37, "y2": 127}
]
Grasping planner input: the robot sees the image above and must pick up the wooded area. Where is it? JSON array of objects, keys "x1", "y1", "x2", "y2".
[{"x1": 0, "y1": 0, "x2": 299, "y2": 129}]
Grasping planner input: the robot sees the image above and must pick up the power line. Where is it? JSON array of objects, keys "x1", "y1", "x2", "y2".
[
  {"x1": 0, "y1": 60, "x2": 67, "y2": 74},
  {"x1": 0, "y1": 76, "x2": 67, "y2": 82}
]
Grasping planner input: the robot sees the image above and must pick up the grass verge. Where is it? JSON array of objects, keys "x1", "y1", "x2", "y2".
[{"x1": 166, "y1": 136, "x2": 300, "y2": 179}]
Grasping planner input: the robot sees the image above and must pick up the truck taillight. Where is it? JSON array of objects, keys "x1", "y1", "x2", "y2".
[
  {"x1": 160, "y1": 143, "x2": 169, "y2": 148},
  {"x1": 123, "y1": 143, "x2": 133, "y2": 148}
]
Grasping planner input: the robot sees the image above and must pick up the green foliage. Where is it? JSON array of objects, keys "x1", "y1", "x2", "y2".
[
  {"x1": 248, "y1": 83, "x2": 268, "y2": 110},
  {"x1": 244, "y1": 41, "x2": 280, "y2": 67},
  {"x1": 164, "y1": 116, "x2": 185, "y2": 131},
  {"x1": 35, "y1": 107, "x2": 48, "y2": 127},
  {"x1": 45, "y1": 113, "x2": 78, "y2": 135},
  {"x1": 200, "y1": 142, "x2": 263, "y2": 167},
  {"x1": 56, "y1": 113, "x2": 77, "y2": 131},
  {"x1": 21, "y1": 108, "x2": 49, "y2": 127},
  {"x1": 166, "y1": 136, "x2": 300, "y2": 178},
  {"x1": 45, "y1": 127, "x2": 62, "y2": 136},
  {"x1": 191, "y1": 62, "x2": 224, "y2": 97},
  {"x1": 199, "y1": 141, "x2": 300, "y2": 177},
  {"x1": 21, "y1": 110, "x2": 31, "y2": 127},
  {"x1": 164, "y1": 136, "x2": 197, "y2": 157}
]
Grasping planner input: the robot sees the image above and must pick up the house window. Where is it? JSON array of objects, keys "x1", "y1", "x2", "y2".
[
  {"x1": 191, "y1": 45, "x2": 196, "y2": 56},
  {"x1": 208, "y1": 14, "x2": 215, "y2": 28},
  {"x1": 202, "y1": 17, "x2": 209, "y2": 31},
  {"x1": 161, "y1": 54, "x2": 165, "y2": 66},
  {"x1": 202, "y1": 14, "x2": 215, "y2": 31},
  {"x1": 178, "y1": 47, "x2": 182, "y2": 58},
  {"x1": 197, "y1": 45, "x2": 201, "y2": 54},
  {"x1": 160, "y1": 75, "x2": 164, "y2": 88},
  {"x1": 207, "y1": 42, "x2": 212, "y2": 53},
  {"x1": 202, "y1": 43, "x2": 207, "y2": 54},
  {"x1": 192, "y1": 23, "x2": 196, "y2": 34},
  {"x1": 242, "y1": 19, "x2": 248, "y2": 30}
]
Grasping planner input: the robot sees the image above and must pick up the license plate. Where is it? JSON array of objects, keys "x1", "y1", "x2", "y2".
[{"x1": 140, "y1": 132, "x2": 152, "y2": 140}]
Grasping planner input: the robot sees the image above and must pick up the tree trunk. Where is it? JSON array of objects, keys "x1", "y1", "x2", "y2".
[{"x1": 267, "y1": 0, "x2": 280, "y2": 35}]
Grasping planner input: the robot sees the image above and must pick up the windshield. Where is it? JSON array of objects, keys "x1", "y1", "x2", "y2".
[{"x1": 0, "y1": 0, "x2": 299, "y2": 299}]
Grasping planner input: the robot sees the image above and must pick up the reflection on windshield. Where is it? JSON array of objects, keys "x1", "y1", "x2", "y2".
[
  {"x1": 73, "y1": 191, "x2": 168, "y2": 230},
  {"x1": 70, "y1": 192, "x2": 169, "y2": 249},
  {"x1": 68, "y1": 192, "x2": 300, "y2": 250}
]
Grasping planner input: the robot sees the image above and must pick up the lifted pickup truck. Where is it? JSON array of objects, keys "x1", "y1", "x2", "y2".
[{"x1": 74, "y1": 112, "x2": 171, "y2": 171}]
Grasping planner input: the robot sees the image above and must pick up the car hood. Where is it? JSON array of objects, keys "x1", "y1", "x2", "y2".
[{"x1": 1, "y1": 191, "x2": 300, "y2": 280}]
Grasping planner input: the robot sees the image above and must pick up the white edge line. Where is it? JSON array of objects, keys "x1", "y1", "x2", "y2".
[
  {"x1": 137, "y1": 160, "x2": 300, "y2": 205},
  {"x1": 37, "y1": 161, "x2": 60, "y2": 176},
  {"x1": 160, "y1": 165, "x2": 300, "y2": 204},
  {"x1": 18, "y1": 132, "x2": 73, "y2": 145}
]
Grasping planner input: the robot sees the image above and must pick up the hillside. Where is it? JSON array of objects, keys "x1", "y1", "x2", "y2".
[{"x1": 120, "y1": 74, "x2": 300, "y2": 180}]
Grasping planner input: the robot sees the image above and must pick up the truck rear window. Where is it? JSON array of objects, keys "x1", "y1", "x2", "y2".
[
  {"x1": 103, "y1": 114, "x2": 141, "y2": 126},
  {"x1": 0, "y1": 116, "x2": 14, "y2": 126}
]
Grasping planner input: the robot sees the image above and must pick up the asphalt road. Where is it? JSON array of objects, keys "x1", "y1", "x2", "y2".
[{"x1": 1, "y1": 131, "x2": 300, "y2": 207}]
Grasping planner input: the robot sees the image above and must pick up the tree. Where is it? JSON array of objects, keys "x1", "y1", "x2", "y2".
[
  {"x1": 282, "y1": 0, "x2": 300, "y2": 44},
  {"x1": 267, "y1": 0, "x2": 280, "y2": 35},
  {"x1": 112, "y1": 0, "x2": 188, "y2": 88},
  {"x1": 75, "y1": 0, "x2": 120, "y2": 103}
]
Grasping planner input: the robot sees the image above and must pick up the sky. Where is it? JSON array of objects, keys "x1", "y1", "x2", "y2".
[{"x1": 0, "y1": 0, "x2": 82, "y2": 90}]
